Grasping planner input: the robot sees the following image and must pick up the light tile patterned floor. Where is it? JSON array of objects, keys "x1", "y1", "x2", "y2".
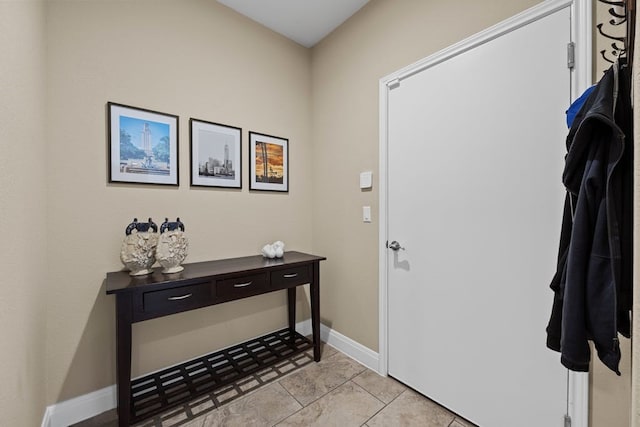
[{"x1": 73, "y1": 343, "x2": 476, "y2": 427}]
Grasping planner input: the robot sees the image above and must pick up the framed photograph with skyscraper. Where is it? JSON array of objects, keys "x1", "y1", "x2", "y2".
[
  {"x1": 108, "y1": 102, "x2": 179, "y2": 185},
  {"x1": 249, "y1": 131, "x2": 288, "y2": 192},
  {"x1": 190, "y1": 119, "x2": 242, "y2": 188}
]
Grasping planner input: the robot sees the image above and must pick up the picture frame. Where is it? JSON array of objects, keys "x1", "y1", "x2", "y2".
[
  {"x1": 108, "y1": 102, "x2": 179, "y2": 186},
  {"x1": 190, "y1": 119, "x2": 242, "y2": 188},
  {"x1": 249, "y1": 132, "x2": 289, "y2": 192}
]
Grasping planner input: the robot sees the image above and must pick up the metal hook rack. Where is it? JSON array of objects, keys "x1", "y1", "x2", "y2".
[
  {"x1": 597, "y1": 0, "x2": 635, "y2": 64},
  {"x1": 597, "y1": 0, "x2": 628, "y2": 63}
]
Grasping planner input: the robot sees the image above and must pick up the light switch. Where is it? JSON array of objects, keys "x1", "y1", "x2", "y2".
[
  {"x1": 360, "y1": 171, "x2": 373, "y2": 189},
  {"x1": 363, "y1": 206, "x2": 372, "y2": 223}
]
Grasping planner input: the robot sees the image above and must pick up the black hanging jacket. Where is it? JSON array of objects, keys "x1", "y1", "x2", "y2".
[{"x1": 546, "y1": 62, "x2": 633, "y2": 375}]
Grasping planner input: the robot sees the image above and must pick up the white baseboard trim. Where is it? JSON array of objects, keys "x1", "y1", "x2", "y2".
[
  {"x1": 41, "y1": 384, "x2": 116, "y2": 427},
  {"x1": 41, "y1": 320, "x2": 379, "y2": 427},
  {"x1": 40, "y1": 407, "x2": 53, "y2": 427},
  {"x1": 296, "y1": 318, "x2": 312, "y2": 336},
  {"x1": 296, "y1": 319, "x2": 380, "y2": 372}
]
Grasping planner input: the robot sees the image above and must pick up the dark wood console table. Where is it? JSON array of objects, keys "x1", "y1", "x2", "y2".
[{"x1": 106, "y1": 251, "x2": 325, "y2": 426}]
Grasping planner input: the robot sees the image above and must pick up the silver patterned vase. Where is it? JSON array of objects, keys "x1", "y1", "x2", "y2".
[
  {"x1": 120, "y1": 218, "x2": 159, "y2": 276},
  {"x1": 156, "y1": 218, "x2": 188, "y2": 274}
]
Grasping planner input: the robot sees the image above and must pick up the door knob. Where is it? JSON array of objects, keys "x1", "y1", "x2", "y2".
[{"x1": 387, "y1": 240, "x2": 405, "y2": 251}]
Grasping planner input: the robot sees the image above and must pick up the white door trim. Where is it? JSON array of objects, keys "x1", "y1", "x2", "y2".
[{"x1": 378, "y1": 1, "x2": 591, "y2": 426}]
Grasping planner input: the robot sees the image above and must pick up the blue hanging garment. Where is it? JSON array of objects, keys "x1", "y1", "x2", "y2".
[{"x1": 565, "y1": 85, "x2": 595, "y2": 128}]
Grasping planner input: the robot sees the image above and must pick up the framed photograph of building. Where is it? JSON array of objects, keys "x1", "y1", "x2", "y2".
[
  {"x1": 249, "y1": 131, "x2": 288, "y2": 192},
  {"x1": 190, "y1": 119, "x2": 242, "y2": 188},
  {"x1": 108, "y1": 102, "x2": 179, "y2": 185}
]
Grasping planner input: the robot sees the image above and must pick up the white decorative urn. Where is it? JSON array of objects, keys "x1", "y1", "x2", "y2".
[
  {"x1": 120, "y1": 218, "x2": 159, "y2": 276},
  {"x1": 156, "y1": 218, "x2": 189, "y2": 274}
]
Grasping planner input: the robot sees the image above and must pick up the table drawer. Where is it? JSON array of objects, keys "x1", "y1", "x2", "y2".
[
  {"x1": 270, "y1": 265, "x2": 310, "y2": 290},
  {"x1": 143, "y1": 282, "x2": 213, "y2": 315},
  {"x1": 216, "y1": 273, "x2": 267, "y2": 302}
]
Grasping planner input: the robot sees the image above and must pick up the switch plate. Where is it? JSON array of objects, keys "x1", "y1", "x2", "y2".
[
  {"x1": 360, "y1": 171, "x2": 373, "y2": 189},
  {"x1": 363, "y1": 206, "x2": 371, "y2": 222}
]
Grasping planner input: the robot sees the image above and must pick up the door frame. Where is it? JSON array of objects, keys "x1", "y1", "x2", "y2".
[{"x1": 378, "y1": 1, "x2": 591, "y2": 425}]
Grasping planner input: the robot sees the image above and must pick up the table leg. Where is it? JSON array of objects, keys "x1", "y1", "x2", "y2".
[
  {"x1": 287, "y1": 287, "x2": 296, "y2": 333},
  {"x1": 116, "y1": 294, "x2": 133, "y2": 427},
  {"x1": 311, "y1": 262, "x2": 321, "y2": 362}
]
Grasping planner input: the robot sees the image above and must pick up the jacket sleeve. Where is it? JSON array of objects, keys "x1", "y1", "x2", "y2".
[
  {"x1": 561, "y1": 136, "x2": 620, "y2": 374},
  {"x1": 546, "y1": 192, "x2": 573, "y2": 352}
]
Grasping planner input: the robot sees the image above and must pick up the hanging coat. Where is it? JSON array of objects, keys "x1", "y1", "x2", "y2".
[{"x1": 546, "y1": 61, "x2": 633, "y2": 375}]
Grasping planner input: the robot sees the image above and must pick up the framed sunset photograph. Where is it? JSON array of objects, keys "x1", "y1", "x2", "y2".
[
  {"x1": 108, "y1": 102, "x2": 179, "y2": 185},
  {"x1": 249, "y1": 131, "x2": 289, "y2": 192}
]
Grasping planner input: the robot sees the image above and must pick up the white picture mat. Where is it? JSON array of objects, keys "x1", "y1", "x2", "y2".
[
  {"x1": 249, "y1": 132, "x2": 288, "y2": 192},
  {"x1": 190, "y1": 120, "x2": 241, "y2": 188},
  {"x1": 109, "y1": 104, "x2": 178, "y2": 185}
]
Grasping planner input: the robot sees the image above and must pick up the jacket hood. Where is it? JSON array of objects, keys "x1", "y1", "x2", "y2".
[{"x1": 563, "y1": 65, "x2": 623, "y2": 194}]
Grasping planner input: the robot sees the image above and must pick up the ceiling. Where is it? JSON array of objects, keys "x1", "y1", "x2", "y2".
[{"x1": 216, "y1": 0, "x2": 370, "y2": 48}]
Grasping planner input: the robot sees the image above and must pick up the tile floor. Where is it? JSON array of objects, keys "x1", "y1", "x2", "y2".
[{"x1": 73, "y1": 343, "x2": 476, "y2": 427}]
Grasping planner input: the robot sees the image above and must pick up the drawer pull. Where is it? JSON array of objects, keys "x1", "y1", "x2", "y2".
[
  {"x1": 234, "y1": 281, "x2": 253, "y2": 288},
  {"x1": 283, "y1": 273, "x2": 299, "y2": 278},
  {"x1": 167, "y1": 293, "x2": 192, "y2": 301}
]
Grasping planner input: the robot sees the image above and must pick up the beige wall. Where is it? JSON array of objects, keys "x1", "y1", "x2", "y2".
[
  {"x1": 44, "y1": 0, "x2": 312, "y2": 403},
  {"x1": 311, "y1": 1, "x2": 631, "y2": 426},
  {"x1": 0, "y1": 0, "x2": 48, "y2": 425},
  {"x1": 590, "y1": 341, "x2": 632, "y2": 427},
  {"x1": 310, "y1": 0, "x2": 541, "y2": 355},
  {"x1": 1, "y1": 0, "x2": 635, "y2": 424}
]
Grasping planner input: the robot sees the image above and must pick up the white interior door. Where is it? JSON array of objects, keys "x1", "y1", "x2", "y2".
[{"x1": 386, "y1": 6, "x2": 571, "y2": 427}]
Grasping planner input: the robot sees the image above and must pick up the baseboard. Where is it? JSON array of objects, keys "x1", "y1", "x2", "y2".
[
  {"x1": 41, "y1": 320, "x2": 379, "y2": 426},
  {"x1": 296, "y1": 318, "x2": 312, "y2": 336},
  {"x1": 322, "y1": 326, "x2": 380, "y2": 372},
  {"x1": 296, "y1": 319, "x2": 380, "y2": 372},
  {"x1": 41, "y1": 384, "x2": 116, "y2": 427},
  {"x1": 40, "y1": 406, "x2": 53, "y2": 427}
]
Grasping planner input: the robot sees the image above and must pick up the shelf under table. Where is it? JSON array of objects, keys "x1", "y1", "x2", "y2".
[{"x1": 130, "y1": 328, "x2": 313, "y2": 422}]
